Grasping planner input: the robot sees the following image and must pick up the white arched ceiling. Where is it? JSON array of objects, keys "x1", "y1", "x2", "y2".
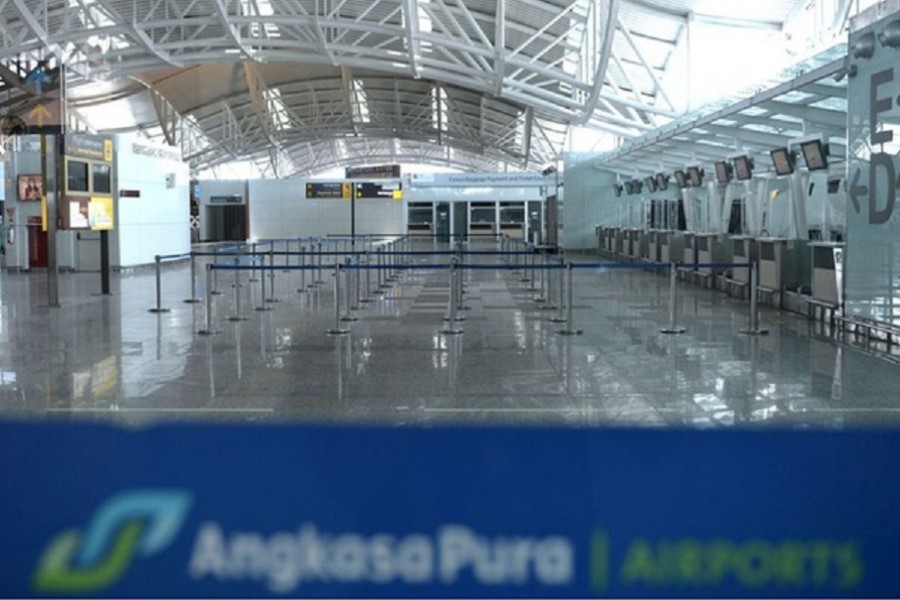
[{"x1": 0, "y1": 0, "x2": 822, "y2": 177}]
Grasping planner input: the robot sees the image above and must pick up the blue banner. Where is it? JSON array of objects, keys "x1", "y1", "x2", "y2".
[{"x1": 1, "y1": 422, "x2": 899, "y2": 597}]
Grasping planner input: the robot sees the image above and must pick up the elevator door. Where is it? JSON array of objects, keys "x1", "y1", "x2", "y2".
[
  {"x1": 435, "y1": 202, "x2": 450, "y2": 243},
  {"x1": 208, "y1": 205, "x2": 247, "y2": 242},
  {"x1": 452, "y1": 202, "x2": 467, "y2": 242}
]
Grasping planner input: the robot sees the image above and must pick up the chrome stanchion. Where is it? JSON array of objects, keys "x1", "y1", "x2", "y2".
[
  {"x1": 228, "y1": 258, "x2": 248, "y2": 322},
  {"x1": 211, "y1": 248, "x2": 223, "y2": 295},
  {"x1": 660, "y1": 263, "x2": 686, "y2": 334},
  {"x1": 556, "y1": 263, "x2": 583, "y2": 336},
  {"x1": 526, "y1": 244, "x2": 538, "y2": 291},
  {"x1": 360, "y1": 251, "x2": 373, "y2": 304},
  {"x1": 327, "y1": 263, "x2": 351, "y2": 335},
  {"x1": 315, "y1": 241, "x2": 325, "y2": 285},
  {"x1": 197, "y1": 264, "x2": 221, "y2": 335},
  {"x1": 741, "y1": 262, "x2": 770, "y2": 336},
  {"x1": 535, "y1": 251, "x2": 547, "y2": 303},
  {"x1": 540, "y1": 255, "x2": 558, "y2": 311},
  {"x1": 441, "y1": 262, "x2": 464, "y2": 335},
  {"x1": 353, "y1": 252, "x2": 362, "y2": 309},
  {"x1": 148, "y1": 255, "x2": 171, "y2": 313},
  {"x1": 373, "y1": 247, "x2": 386, "y2": 295},
  {"x1": 184, "y1": 252, "x2": 201, "y2": 303},
  {"x1": 249, "y1": 242, "x2": 259, "y2": 282},
  {"x1": 341, "y1": 258, "x2": 359, "y2": 322},
  {"x1": 456, "y1": 260, "x2": 469, "y2": 312},
  {"x1": 298, "y1": 244, "x2": 308, "y2": 293},
  {"x1": 255, "y1": 253, "x2": 272, "y2": 312},
  {"x1": 549, "y1": 257, "x2": 567, "y2": 323},
  {"x1": 266, "y1": 246, "x2": 280, "y2": 302}
]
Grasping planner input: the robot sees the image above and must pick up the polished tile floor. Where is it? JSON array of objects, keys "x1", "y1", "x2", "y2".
[{"x1": 2, "y1": 239, "x2": 899, "y2": 428}]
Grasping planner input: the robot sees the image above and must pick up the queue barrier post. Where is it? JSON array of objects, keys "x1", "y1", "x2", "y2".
[
  {"x1": 327, "y1": 263, "x2": 351, "y2": 335},
  {"x1": 227, "y1": 258, "x2": 248, "y2": 322},
  {"x1": 255, "y1": 253, "x2": 272, "y2": 312},
  {"x1": 441, "y1": 262, "x2": 464, "y2": 335},
  {"x1": 556, "y1": 263, "x2": 583, "y2": 336},
  {"x1": 266, "y1": 246, "x2": 280, "y2": 303},
  {"x1": 148, "y1": 255, "x2": 171, "y2": 313},
  {"x1": 741, "y1": 262, "x2": 770, "y2": 336},
  {"x1": 341, "y1": 257, "x2": 359, "y2": 322},
  {"x1": 249, "y1": 243, "x2": 259, "y2": 282},
  {"x1": 535, "y1": 251, "x2": 547, "y2": 303},
  {"x1": 550, "y1": 257, "x2": 567, "y2": 323},
  {"x1": 184, "y1": 252, "x2": 201, "y2": 304},
  {"x1": 361, "y1": 251, "x2": 373, "y2": 304},
  {"x1": 660, "y1": 263, "x2": 686, "y2": 334},
  {"x1": 197, "y1": 264, "x2": 221, "y2": 335},
  {"x1": 211, "y1": 248, "x2": 223, "y2": 295},
  {"x1": 315, "y1": 242, "x2": 325, "y2": 285},
  {"x1": 298, "y1": 244, "x2": 308, "y2": 293}
]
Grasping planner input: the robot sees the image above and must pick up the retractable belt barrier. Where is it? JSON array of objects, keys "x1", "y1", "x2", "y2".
[{"x1": 192, "y1": 260, "x2": 760, "y2": 339}]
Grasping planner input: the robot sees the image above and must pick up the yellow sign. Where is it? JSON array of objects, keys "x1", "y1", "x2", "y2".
[
  {"x1": 103, "y1": 139, "x2": 114, "y2": 162},
  {"x1": 393, "y1": 189, "x2": 403, "y2": 200},
  {"x1": 41, "y1": 196, "x2": 47, "y2": 232},
  {"x1": 89, "y1": 196, "x2": 114, "y2": 230},
  {"x1": 342, "y1": 183, "x2": 352, "y2": 199},
  {"x1": 29, "y1": 104, "x2": 53, "y2": 127}
]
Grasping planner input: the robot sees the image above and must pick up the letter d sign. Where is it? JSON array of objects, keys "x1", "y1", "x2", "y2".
[{"x1": 869, "y1": 152, "x2": 896, "y2": 224}]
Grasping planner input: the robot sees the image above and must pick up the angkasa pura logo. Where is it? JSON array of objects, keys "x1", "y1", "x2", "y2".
[{"x1": 32, "y1": 490, "x2": 192, "y2": 593}]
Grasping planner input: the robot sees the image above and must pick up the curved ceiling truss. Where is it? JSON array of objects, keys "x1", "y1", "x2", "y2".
[{"x1": 0, "y1": 0, "x2": 818, "y2": 176}]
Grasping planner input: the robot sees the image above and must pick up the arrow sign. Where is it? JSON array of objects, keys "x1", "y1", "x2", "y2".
[
  {"x1": 850, "y1": 167, "x2": 867, "y2": 214},
  {"x1": 21, "y1": 93, "x2": 62, "y2": 133},
  {"x1": 29, "y1": 104, "x2": 52, "y2": 128}
]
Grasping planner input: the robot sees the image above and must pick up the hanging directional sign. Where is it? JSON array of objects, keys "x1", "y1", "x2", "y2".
[
  {"x1": 306, "y1": 182, "x2": 351, "y2": 199},
  {"x1": 21, "y1": 93, "x2": 63, "y2": 134},
  {"x1": 356, "y1": 181, "x2": 403, "y2": 199}
]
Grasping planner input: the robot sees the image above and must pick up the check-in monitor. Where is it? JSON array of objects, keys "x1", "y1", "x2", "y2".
[
  {"x1": 673, "y1": 170, "x2": 688, "y2": 189},
  {"x1": 687, "y1": 166, "x2": 704, "y2": 187},
  {"x1": 770, "y1": 148, "x2": 795, "y2": 176},
  {"x1": 714, "y1": 161, "x2": 732, "y2": 184},
  {"x1": 733, "y1": 156, "x2": 753, "y2": 181},
  {"x1": 655, "y1": 173, "x2": 669, "y2": 191},
  {"x1": 800, "y1": 139, "x2": 829, "y2": 171}
]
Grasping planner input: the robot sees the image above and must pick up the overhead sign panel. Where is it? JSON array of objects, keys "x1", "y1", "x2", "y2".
[
  {"x1": 408, "y1": 172, "x2": 544, "y2": 188},
  {"x1": 18, "y1": 95, "x2": 64, "y2": 134},
  {"x1": 356, "y1": 181, "x2": 402, "y2": 199},
  {"x1": 306, "y1": 182, "x2": 351, "y2": 199},
  {"x1": 345, "y1": 164, "x2": 401, "y2": 179}
]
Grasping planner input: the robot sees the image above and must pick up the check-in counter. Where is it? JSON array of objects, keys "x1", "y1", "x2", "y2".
[
  {"x1": 631, "y1": 229, "x2": 644, "y2": 261},
  {"x1": 638, "y1": 230, "x2": 650, "y2": 261},
  {"x1": 604, "y1": 226, "x2": 616, "y2": 256},
  {"x1": 658, "y1": 231, "x2": 684, "y2": 264},
  {"x1": 694, "y1": 233, "x2": 725, "y2": 286},
  {"x1": 757, "y1": 238, "x2": 811, "y2": 308},
  {"x1": 647, "y1": 230, "x2": 661, "y2": 263},
  {"x1": 729, "y1": 235, "x2": 758, "y2": 287},
  {"x1": 597, "y1": 226, "x2": 614, "y2": 257},
  {"x1": 809, "y1": 242, "x2": 844, "y2": 307},
  {"x1": 682, "y1": 233, "x2": 696, "y2": 267},
  {"x1": 613, "y1": 227, "x2": 624, "y2": 260},
  {"x1": 622, "y1": 228, "x2": 641, "y2": 261}
]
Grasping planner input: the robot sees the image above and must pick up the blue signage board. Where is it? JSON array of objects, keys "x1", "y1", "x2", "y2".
[{"x1": 1, "y1": 422, "x2": 900, "y2": 598}]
